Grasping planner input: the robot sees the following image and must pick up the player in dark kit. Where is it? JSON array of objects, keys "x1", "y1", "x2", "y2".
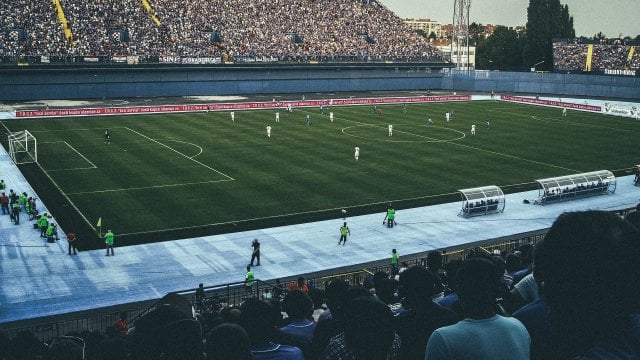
[{"x1": 104, "y1": 129, "x2": 110, "y2": 144}]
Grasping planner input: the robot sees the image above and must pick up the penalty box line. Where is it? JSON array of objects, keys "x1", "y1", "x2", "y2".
[
  {"x1": 66, "y1": 179, "x2": 232, "y2": 195},
  {"x1": 40, "y1": 141, "x2": 97, "y2": 171},
  {"x1": 124, "y1": 127, "x2": 235, "y2": 181}
]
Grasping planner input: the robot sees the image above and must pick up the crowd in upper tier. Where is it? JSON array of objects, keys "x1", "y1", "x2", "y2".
[
  {"x1": 0, "y1": 0, "x2": 443, "y2": 61},
  {"x1": 553, "y1": 39, "x2": 640, "y2": 72}
]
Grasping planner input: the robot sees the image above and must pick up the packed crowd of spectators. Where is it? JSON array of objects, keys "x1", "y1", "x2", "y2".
[
  {"x1": 0, "y1": 0, "x2": 442, "y2": 61},
  {"x1": 553, "y1": 39, "x2": 640, "y2": 72},
  {"x1": 0, "y1": 0, "x2": 69, "y2": 56},
  {"x1": 3, "y1": 209, "x2": 640, "y2": 359}
]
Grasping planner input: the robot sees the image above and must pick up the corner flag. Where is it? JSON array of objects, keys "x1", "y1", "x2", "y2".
[{"x1": 97, "y1": 217, "x2": 102, "y2": 228}]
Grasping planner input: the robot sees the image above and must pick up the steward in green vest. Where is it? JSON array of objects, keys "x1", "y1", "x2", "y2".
[
  {"x1": 39, "y1": 214, "x2": 49, "y2": 237},
  {"x1": 384, "y1": 204, "x2": 396, "y2": 228},
  {"x1": 245, "y1": 266, "x2": 255, "y2": 291},
  {"x1": 391, "y1": 249, "x2": 399, "y2": 275}
]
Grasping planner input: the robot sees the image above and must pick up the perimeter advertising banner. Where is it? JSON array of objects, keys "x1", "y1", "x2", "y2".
[{"x1": 16, "y1": 95, "x2": 471, "y2": 118}]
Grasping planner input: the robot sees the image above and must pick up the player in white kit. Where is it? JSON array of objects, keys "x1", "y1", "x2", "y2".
[
  {"x1": 388, "y1": 124, "x2": 393, "y2": 136},
  {"x1": 445, "y1": 112, "x2": 450, "y2": 122},
  {"x1": 354, "y1": 146, "x2": 360, "y2": 161},
  {"x1": 266, "y1": 125, "x2": 272, "y2": 138},
  {"x1": 329, "y1": 112, "x2": 334, "y2": 122},
  {"x1": 471, "y1": 124, "x2": 476, "y2": 135},
  {"x1": 275, "y1": 112, "x2": 280, "y2": 123},
  {"x1": 231, "y1": 111, "x2": 235, "y2": 122}
]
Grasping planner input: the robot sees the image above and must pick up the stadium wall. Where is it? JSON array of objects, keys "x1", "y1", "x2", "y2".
[
  {"x1": 2, "y1": 66, "x2": 639, "y2": 101},
  {"x1": 442, "y1": 71, "x2": 640, "y2": 100},
  {"x1": 0, "y1": 64, "x2": 444, "y2": 101}
]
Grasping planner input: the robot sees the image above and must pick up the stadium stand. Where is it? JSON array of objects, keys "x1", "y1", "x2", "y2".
[
  {"x1": 553, "y1": 38, "x2": 640, "y2": 73},
  {"x1": 0, "y1": 0, "x2": 443, "y2": 62},
  {"x1": 2, "y1": 221, "x2": 637, "y2": 360}
]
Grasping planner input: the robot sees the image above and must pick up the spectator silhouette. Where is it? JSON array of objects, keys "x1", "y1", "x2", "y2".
[
  {"x1": 240, "y1": 298, "x2": 304, "y2": 360},
  {"x1": 395, "y1": 265, "x2": 459, "y2": 360},
  {"x1": 425, "y1": 257, "x2": 530, "y2": 359},
  {"x1": 322, "y1": 296, "x2": 401, "y2": 360},
  {"x1": 206, "y1": 323, "x2": 253, "y2": 360},
  {"x1": 130, "y1": 304, "x2": 203, "y2": 360},
  {"x1": 534, "y1": 211, "x2": 640, "y2": 358}
]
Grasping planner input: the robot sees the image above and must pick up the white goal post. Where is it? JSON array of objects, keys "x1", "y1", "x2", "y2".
[{"x1": 8, "y1": 130, "x2": 38, "y2": 164}]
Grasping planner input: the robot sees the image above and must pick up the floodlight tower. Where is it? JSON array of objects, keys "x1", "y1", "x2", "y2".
[{"x1": 451, "y1": 0, "x2": 471, "y2": 70}]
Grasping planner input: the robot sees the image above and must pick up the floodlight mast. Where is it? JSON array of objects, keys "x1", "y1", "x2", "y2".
[{"x1": 451, "y1": 0, "x2": 471, "y2": 71}]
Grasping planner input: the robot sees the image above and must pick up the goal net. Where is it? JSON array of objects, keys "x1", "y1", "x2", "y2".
[{"x1": 8, "y1": 130, "x2": 37, "y2": 164}]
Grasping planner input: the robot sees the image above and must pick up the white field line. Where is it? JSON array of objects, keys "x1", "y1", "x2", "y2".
[
  {"x1": 38, "y1": 141, "x2": 97, "y2": 171},
  {"x1": 67, "y1": 179, "x2": 232, "y2": 195},
  {"x1": 37, "y1": 161, "x2": 98, "y2": 233},
  {"x1": 158, "y1": 139, "x2": 203, "y2": 158},
  {"x1": 63, "y1": 141, "x2": 97, "y2": 168},
  {"x1": 117, "y1": 191, "x2": 464, "y2": 236},
  {"x1": 125, "y1": 127, "x2": 235, "y2": 180},
  {"x1": 324, "y1": 109, "x2": 577, "y2": 173},
  {"x1": 27, "y1": 126, "x2": 128, "y2": 133}
]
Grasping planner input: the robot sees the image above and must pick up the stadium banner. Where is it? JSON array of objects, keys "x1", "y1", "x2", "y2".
[
  {"x1": 112, "y1": 56, "x2": 127, "y2": 63},
  {"x1": 15, "y1": 95, "x2": 471, "y2": 118},
  {"x1": 500, "y1": 95, "x2": 601, "y2": 112},
  {"x1": 158, "y1": 56, "x2": 222, "y2": 64}
]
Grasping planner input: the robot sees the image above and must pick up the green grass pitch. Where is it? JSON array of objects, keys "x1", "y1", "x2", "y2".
[{"x1": 3, "y1": 100, "x2": 638, "y2": 247}]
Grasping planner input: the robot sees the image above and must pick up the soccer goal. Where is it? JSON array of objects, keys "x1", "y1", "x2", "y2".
[{"x1": 8, "y1": 130, "x2": 37, "y2": 164}]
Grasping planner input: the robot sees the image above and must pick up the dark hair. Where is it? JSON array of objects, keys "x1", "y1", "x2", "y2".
[
  {"x1": 624, "y1": 210, "x2": 640, "y2": 230},
  {"x1": 534, "y1": 211, "x2": 640, "y2": 356},
  {"x1": 376, "y1": 278, "x2": 399, "y2": 305},
  {"x1": 131, "y1": 304, "x2": 203, "y2": 360},
  {"x1": 240, "y1": 298, "x2": 277, "y2": 344},
  {"x1": 206, "y1": 323, "x2": 253, "y2": 360},
  {"x1": 504, "y1": 253, "x2": 522, "y2": 273},
  {"x1": 324, "y1": 279, "x2": 349, "y2": 312},
  {"x1": 343, "y1": 297, "x2": 396, "y2": 360},
  {"x1": 398, "y1": 266, "x2": 438, "y2": 307},
  {"x1": 308, "y1": 288, "x2": 325, "y2": 310},
  {"x1": 426, "y1": 251, "x2": 443, "y2": 270},
  {"x1": 283, "y1": 290, "x2": 314, "y2": 320},
  {"x1": 457, "y1": 257, "x2": 500, "y2": 317},
  {"x1": 372, "y1": 271, "x2": 389, "y2": 291}
]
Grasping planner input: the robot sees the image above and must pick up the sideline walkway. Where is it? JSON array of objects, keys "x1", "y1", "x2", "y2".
[{"x1": 1, "y1": 140, "x2": 638, "y2": 324}]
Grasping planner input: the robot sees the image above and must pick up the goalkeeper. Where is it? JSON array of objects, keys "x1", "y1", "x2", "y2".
[{"x1": 383, "y1": 204, "x2": 396, "y2": 228}]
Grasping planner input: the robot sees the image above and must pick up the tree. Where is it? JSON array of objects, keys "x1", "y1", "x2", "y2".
[
  {"x1": 469, "y1": 22, "x2": 486, "y2": 45},
  {"x1": 415, "y1": 29, "x2": 428, "y2": 38},
  {"x1": 477, "y1": 26, "x2": 524, "y2": 71},
  {"x1": 523, "y1": 0, "x2": 575, "y2": 71}
]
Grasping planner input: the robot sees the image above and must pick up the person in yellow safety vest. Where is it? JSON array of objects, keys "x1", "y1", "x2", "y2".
[
  {"x1": 46, "y1": 223, "x2": 56, "y2": 242},
  {"x1": 104, "y1": 229, "x2": 115, "y2": 256},
  {"x1": 391, "y1": 249, "x2": 399, "y2": 276},
  {"x1": 338, "y1": 222, "x2": 350, "y2": 246},
  {"x1": 18, "y1": 192, "x2": 26, "y2": 212},
  {"x1": 39, "y1": 214, "x2": 49, "y2": 237},
  {"x1": 245, "y1": 266, "x2": 255, "y2": 292},
  {"x1": 384, "y1": 204, "x2": 396, "y2": 228}
]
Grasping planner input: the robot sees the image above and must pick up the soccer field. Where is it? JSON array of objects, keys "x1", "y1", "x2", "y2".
[{"x1": 3, "y1": 100, "x2": 638, "y2": 248}]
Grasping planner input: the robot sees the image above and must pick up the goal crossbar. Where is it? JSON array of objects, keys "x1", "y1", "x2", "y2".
[{"x1": 8, "y1": 130, "x2": 38, "y2": 164}]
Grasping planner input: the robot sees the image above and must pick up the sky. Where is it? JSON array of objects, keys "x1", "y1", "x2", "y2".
[{"x1": 377, "y1": 0, "x2": 639, "y2": 38}]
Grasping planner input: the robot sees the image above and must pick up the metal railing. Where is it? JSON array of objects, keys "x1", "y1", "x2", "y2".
[{"x1": 0, "y1": 227, "x2": 553, "y2": 341}]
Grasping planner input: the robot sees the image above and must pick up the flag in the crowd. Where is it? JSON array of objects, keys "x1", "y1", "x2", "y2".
[{"x1": 97, "y1": 217, "x2": 102, "y2": 227}]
